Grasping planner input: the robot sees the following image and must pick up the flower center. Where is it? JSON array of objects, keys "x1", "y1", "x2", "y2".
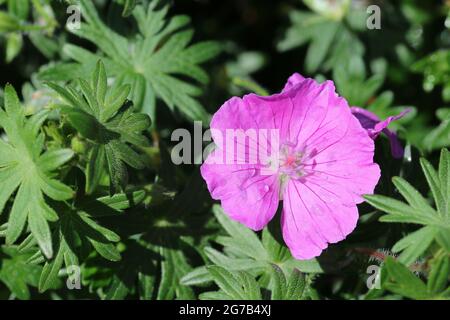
[
  {"x1": 267, "y1": 143, "x2": 306, "y2": 200},
  {"x1": 278, "y1": 144, "x2": 304, "y2": 179}
]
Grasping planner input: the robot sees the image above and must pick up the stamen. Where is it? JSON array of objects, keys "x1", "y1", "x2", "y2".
[{"x1": 277, "y1": 144, "x2": 307, "y2": 197}]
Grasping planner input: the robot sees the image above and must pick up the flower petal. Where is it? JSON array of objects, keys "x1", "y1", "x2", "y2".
[
  {"x1": 350, "y1": 107, "x2": 410, "y2": 159},
  {"x1": 281, "y1": 73, "x2": 306, "y2": 93},
  {"x1": 281, "y1": 179, "x2": 359, "y2": 260},
  {"x1": 383, "y1": 128, "x2": 405, "y2": 159},
  {"x1": 372, "y1": 109, "x2": 410, "y2": 138},
  {"x1": 242, "y1": 78, "x2": 336, "y2": 146},
  {"x1": 299, "y1": 87, "x2": 381, "y2": 203},
  {"x1": 350, "y1": 107, "x2": 380, "y2": 136},
  {"x1": 201, "y1": 149, "x2": 280, "y2": 231}
]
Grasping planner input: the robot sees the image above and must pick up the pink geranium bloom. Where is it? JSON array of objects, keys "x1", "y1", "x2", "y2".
[
  {"x1": 200, "y1": 73, "x2": 381, "y2": 259},
  {"x1": 350, "y1": 107, "x2": 410, "y2": 159}
]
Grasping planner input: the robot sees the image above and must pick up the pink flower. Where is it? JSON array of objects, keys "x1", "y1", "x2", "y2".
[
  {"x1": 350, "y1": 107, "x2": 410, "y2": 159},
  {"x1": 200, "y1": 73, "x2": 381, "y2": 260}
]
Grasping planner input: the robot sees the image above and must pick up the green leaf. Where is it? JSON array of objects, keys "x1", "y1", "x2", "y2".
[
  {"x1": 277, "y1": 11, "x2": 316, "y2": 51},
  {"x1": 39, "y1": 0, "x2": 220, "y2": 122},
  {"x1": 8, "y1": 0, "x2": 29, "y2": 20},
  {"x1": 285, "y1": 268, "x2": 306, "y2": 300},
  {"x1": 213, "y1": 205, "x2": 268, "y2": 261},
  {"x1": 262, "y1": 223, "x2": 290, "y2": 262},
  {"x1": 277, "y1": 8, "x2": 364, "y2": 74},
  {"x1": 0, "y1": 11, "x2": 20, "y2": 32},
  {"x1": 206, "y1": 266, "x2": 244, "y2": 299},
  {"x1": 138, "y1": 272, "x2": 155, "y2": 300},
  {"x1": 270, "y1": 264, "x2": 287, "y2": 300},
  {"x1": 38, "y1": 244, "x2": 64, "y2": 292},
  {"x1": 384, "y1": 257, "x2": 429, "y2": 299},
  {"x1": 28, "y1": 33, "x2": 59, "y2": 59},
  {"x1": 270, "y1": 264, "x2": 306, "y2": 300},
  {"x1": 82, "y1": 190, "x2": 146, "y2": 214},
  {"x1": 5, "y1": 182, "x2": 32, "y2": 246},
  {"x1": 47, "y1": 60, "x2": 151, "y2": 193},
  {"x1": 89, "y1": 240, "x2": 121, "y2": 261},
  {"x1": 436, "y1": 108, "x2": 450, "y2": 121},
  {"x1": 439, "y1": 149, "x2": 449, "y2": 215},
  {"x1": 366, "y1": 152, "x2": 450, "y2": 270},
  {"x1": 204, "y1": 246, "x2": 267, "y2": 273},
  {"x1": 59, "y1": 106, "x2": 100, "y2": 140},
  {"x1": 45, "y1": 82, "x2": 89, "y2": 113},
  {"x1": 0, "y1": 85, "x2": 74, "y2": 258},
  {"x1": 392, "y1": 177, "x2": 434, "y2": 213},
  {"x1": 92, "y1": 60, "x2": 107, "y2": 107},
  {"x1": 156, "y1": 246, "x2": 195, "y2": 300},
  {"x1": 103, "y1": 84, "x2": 131, "y2": 121},
  {"x1": 235, "y1": 271, "x2": 262, "y2": 300},
  {"x1": 79, "y1": 213, "x2": 120, "y2": 242},
  {"x1": 85, "y1": 146, "x2": 106, "y2": 194},
  {"x1": 78, "y1": 78, "x2": 99, "y2": 116},
  {"x1": 104, "y1": 276, "x2": 130, "y2": 300},
  {"x1": 39, "y1": 149, "x2": 74, "y2": 172},
  {"x1": 424, "y1": 119, "x2": 450, "y2": 151},
  {"x1": 427, "y1": 254, "x2": 449, "y2": 295},
  {"x1": 305, "y1": 21, "x2": 339, "y2": 73},
  {"x1": 104, "y1": 143, "x2": 128, "y2": 193},
  {"x1": 392, "y1": 226, "x2": 437, "y2": 266},
  {"x1": 364, "y1": 194, "x2": 441, "y2": 226},
  {"x1": 199, "y1": 291, "x2": 232, "y2": 300},
  {"x1": 28, "y1": 206, "x2": 53, "y2": 259},
  {"x1": 36, "y1": 189, "x2": 140, "y2": 293},
  {"x1": 180, "y1": 266, "x2": 211, "y2": 286},
  {"x1": 122, "y1": 0, "x2": 137, "y2": 17},
  {"x1": 420, "y1": 157, "x2": 446, "y2": 216},
  {"x1": 5, "y1": 33, "x2": 23, "y2": 63},
  {"x1": 0, "y1": 246, "x2": 41, "y2": 299},
  {"x1": 183, "y1": 205, "x2": 321, "y2": 291},
  {"x1": 436, "y1": 230, "x2": 450, "y2": 253},
  {"x1": 412, "y1": 50, "x2": 450, "y2": 105},
  {"x1": 206, "y1": 266, "x2": 262, "y2": 300}
]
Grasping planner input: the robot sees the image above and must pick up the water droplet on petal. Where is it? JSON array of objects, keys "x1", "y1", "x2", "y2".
[{"x1": 263, "y1": 184, "x2": 270, "y2": 192}]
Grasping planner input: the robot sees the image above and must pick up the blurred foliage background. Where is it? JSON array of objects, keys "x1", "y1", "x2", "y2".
[{"x1": 0, "y1": 0, "x2": 449, "y2": 300}]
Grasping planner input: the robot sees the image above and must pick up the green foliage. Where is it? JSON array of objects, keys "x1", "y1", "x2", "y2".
[
  {"x1": 0, "y1": 0, "x2": 59, "y2": 62},
  {"x1": 412, "y1": 50, "x2": 450, "y2": 102},
  {"x1": 277, "y1": 0, "x2": 365, "y2": 74},
  {"x1": 269, "y1": 265, "x2": 307, "y2": 300},
  {"x1": 201, "y1": 266, "x2": 263, "y2": 300},
  {"x1": 0, "y1": 85, "x2": 74, "y2": 259},
  {"x1": 116, "y1": 0, "x2": 137, "y2": 17},
  {"x1": 365, "y1": 149, "x2": 450, "y2": 265},
  {"x1": 333, "y1": 57, "x2": 385, "y2": 107},
  {"x1": 181, "y1": 205, "x2": 322, "y2": 289},
  {"x1": 199, "y1": 265, "x2": 309, "y2": 300},
  {"x1": 383, "y1": 256, "x2": 449, "y2": 299},
  {"x1": 39, "y1": 0, "x2": 221, "y2": 122},
  {"x1": 36, "y1": 190, "x2": 145, "y2": 293},
  {"x1": 424, "y1": 108, "x2": 450, "y2": 151},
  {"x1": 0, "y1": 246, "x2": 41, "y2": 299},
  {"x1": 46, "y1": 60, "x2": 151, "y2": 193},
  {"x1": 365, "y1": 149, "x2": 450, "y2": 300}
]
